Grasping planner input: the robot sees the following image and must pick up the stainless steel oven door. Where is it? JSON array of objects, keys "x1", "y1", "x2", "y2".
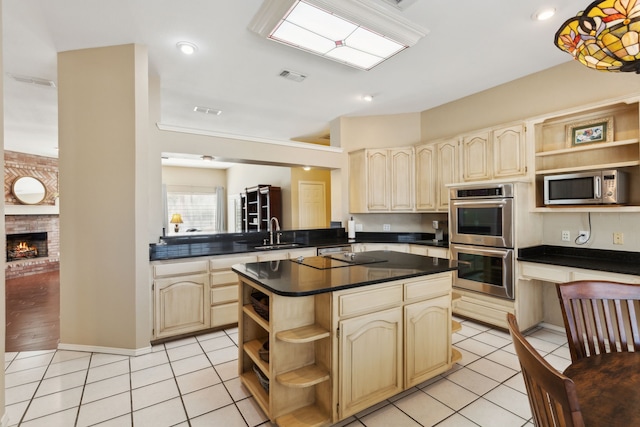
[
  {"x1": 450, "y1": 244, "x2": 514, "y2": 300},
  {"x1": 450, "y1": 198, "x2": 513, "y2": 248}
]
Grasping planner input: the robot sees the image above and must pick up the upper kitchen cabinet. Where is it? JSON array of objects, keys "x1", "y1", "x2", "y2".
[
  {"x1": 533, "y1": 98, "x2": 640, "y2": 210},
  {"x1": 461, "y1": 124, "x2": 526, "y2": 182},
  {"x1": 349, "y1": 147, "x2": 414, "y2": 213},
  {"x1": 415, "y1": 139, "x2": 459, "y2": 212}
]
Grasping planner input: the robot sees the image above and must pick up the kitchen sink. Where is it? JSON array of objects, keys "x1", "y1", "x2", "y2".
[{"x1": 254, "y1": 243, "x2": 300, "y2": 250}]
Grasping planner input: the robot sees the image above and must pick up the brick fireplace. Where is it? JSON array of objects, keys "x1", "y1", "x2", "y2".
[
  {"x1": 5, "y1": 215, "x2": 59, "y2": 279},
  {"x1": 5, "y1": 151, "x2": 60, "y2": 279}
]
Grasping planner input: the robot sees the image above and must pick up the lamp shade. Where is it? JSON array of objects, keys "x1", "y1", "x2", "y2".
[
  {"x1": 170, "y1": 213, "x2": 183, "y2": 224},
  {"x1": 554, "y1": 0, "x2": 640, "y2": 73}
]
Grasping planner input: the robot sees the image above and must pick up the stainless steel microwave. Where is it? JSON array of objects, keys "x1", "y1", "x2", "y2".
[{"x1": 543, "y1": 169, "x2": 628, "y2": 205}]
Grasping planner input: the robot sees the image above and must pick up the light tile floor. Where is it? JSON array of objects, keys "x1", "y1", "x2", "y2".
[{"x1": 4, "y1": 317, "x2": 571, "y2": 427}]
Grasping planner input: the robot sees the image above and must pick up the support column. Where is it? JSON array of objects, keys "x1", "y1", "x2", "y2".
[{"x1": 58, "y1": 44, "x2": 150, "y2": 352}]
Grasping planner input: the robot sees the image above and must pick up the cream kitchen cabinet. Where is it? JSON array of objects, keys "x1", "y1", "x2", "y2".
[
  {"x1": 338, "y1": 307, "x2": 403, "y2": 418},
  {"x1": 461, "y1": 124, "x2": 526, "y2": 182},
  {"x1": 152, "y1": 260, "x2": 210, "y2": 339},
  {"x1": 409, "y1": 245, "x2": 449, "y2": 259},
  {"x1": 256, "y1": 247, "x2": 316, "y2": 261},
  {"x1": 351, "y1": 243, "x2": 410, "y2": 253},
  {"x1": 209, "y1": 253, "x2": 257, "y2": 328},
  {"x1": 415, "y1": 139, "x2": 460, "y2": 212},
  {"x1": 349, "y1": 147, "x2": 415, "y2": 213}
]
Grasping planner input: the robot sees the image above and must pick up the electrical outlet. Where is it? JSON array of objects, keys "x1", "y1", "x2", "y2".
[
  {"x1": 614, "y1": 232, "x2": 624, "y2": 245},
  {"x1": 383, "y1": 224, "x2": 391, "y2": 231},
  {"x1": 561, "y1": 230, "x2": 570, "y2": 241},
  {"x1": 576, "y1": 230, "x2": 590, "y2": 244},
  {"x1": 355, "y1": 223, "x2": 363, "y2": 232}
]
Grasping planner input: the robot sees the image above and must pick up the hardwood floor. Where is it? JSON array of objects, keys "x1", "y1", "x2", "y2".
[{"x1": 5, "y1": 270, "x2": 60, "y2": 352}]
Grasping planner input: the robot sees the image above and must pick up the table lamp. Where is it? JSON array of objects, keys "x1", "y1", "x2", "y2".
[{"x1": 170, "y1": 213, "x2": 183, "y2": 232}]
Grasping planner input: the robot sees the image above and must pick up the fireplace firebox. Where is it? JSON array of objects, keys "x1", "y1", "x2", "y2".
[{"x1": 6, "y1": 232, "x2": 48, "y2": 261}]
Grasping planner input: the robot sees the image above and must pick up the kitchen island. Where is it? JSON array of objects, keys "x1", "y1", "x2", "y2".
[{"x1": 232, "y1": 251, "x2": 459, "y2": 426}]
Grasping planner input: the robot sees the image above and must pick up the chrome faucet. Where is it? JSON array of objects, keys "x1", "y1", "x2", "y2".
[{"x1": 269, "y1": 217, "x2": 281, "y2": 245}]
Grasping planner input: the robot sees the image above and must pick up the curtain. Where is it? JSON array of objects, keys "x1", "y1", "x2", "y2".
[{"x1": 216, "y1": 186, "x2": 226, "y2": 232}]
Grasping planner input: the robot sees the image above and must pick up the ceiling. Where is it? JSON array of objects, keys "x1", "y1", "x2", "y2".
[{"x1": 3, "y1": 0, "x2": 585, "y2": 166}]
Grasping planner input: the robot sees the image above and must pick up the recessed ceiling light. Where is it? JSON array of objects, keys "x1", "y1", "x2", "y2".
[
  {"x1": 362, "y1": 95, "x2": 374, "y2": 102},
  {"x1": 176, "y1": 41, "x2": 198, "y2": 55},
  {"x1": 303, "y1": 166, "x2": 311, "y2": 171},
  {"x1": 533, "y1": 7, "x2": 556, "y2": 21},
  {"x1": 202, "y1": 155, "x2": 214, "y2": 162}
]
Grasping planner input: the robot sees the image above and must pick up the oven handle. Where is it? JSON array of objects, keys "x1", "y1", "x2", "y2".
[
  {"x1": 451, "y1": 198, "x2": 511, "y2": 207},
  {"x1": 451, "y1": 244, "x2": 513, "y2": 257}
]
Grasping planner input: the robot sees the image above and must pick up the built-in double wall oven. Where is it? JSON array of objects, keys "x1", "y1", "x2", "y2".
[{"x1": 449, "y1": 183, "x2": 515, "y2": 300}]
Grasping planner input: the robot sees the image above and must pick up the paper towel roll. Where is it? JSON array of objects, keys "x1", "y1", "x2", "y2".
[{"x1": 348, "y1": 218, "x2": 355, "y2": 239}]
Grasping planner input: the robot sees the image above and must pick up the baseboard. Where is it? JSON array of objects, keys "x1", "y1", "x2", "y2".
[
  {"x1": 538, "y1": 322, "x2": 566, "y2": 333},
  {"x1": 57, "y1": 343, "x2": 152, "y2": 357}
]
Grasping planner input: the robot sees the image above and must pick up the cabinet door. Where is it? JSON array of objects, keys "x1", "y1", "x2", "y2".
[
  {"x1": 405, "y1": 295, "x2": 451, "y2": 387},
  {"x1": 366, "y1": 149, "x2": 389, "y2": 211},
  {"x1": 415, "y1": 144, "x2": 436, "y2": 211},
  {"x1": 390, "y1": 148, "x2": 414, "y2": 211},
  {"x1": 493, "y1": 124, "x2": 526, "y2": 178},
  {"x1": 339, "y1": 307, "x2": 403, "y2": 418},
  {"x1": 154, "y1": 273, "x2": 210, "y2": 339},
  {"x1": 462, "y1": 132, "x2": 491, "y2": 181},
  {"x1": 436, "y1": 139, "x2": 459, "y2": 211}
]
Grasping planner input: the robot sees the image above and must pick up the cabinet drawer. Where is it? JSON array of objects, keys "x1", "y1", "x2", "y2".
[
  {"x1": 211, "y1": 270, "x2": 239, "y2": 286},
  {"x1": 211, "y1": 302, "x2": 238, "y2": 327},
  {"x1": 211, "y1": 284, "x2": 238, "y2": 305},
  {"x1": 209, "y1": 254, "x2": 257, "y2": 270},
  {"x1": 520, "y1": 262, "x2": 571, "y2": 283},
  {"x1": 338, "y1": 284, "x2": 403, "y2": 318},
  {"x1": 153, "y1": 260, "x2": 208, "y2": 278},
  {"x1": 404, "y1": 273, "x2": 451, "y2": 302}
]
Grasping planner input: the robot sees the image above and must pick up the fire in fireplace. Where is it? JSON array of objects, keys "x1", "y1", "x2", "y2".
[{"x1": 6, "y1": 232, "x2": 48, "y2": 262}]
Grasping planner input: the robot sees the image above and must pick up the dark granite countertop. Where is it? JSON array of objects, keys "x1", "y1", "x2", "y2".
[
  {"x1": 518, "y1": 245, "x2": 640, "y2": 276},
  {"x1": 149, "y1": 229, "x2": 448, "y2": 261},
  {"x1": 232, "y1": 250, "x2": 458, "y2": 296}
]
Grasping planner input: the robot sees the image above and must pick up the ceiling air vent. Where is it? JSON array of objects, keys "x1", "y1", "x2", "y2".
[
  {"x1": 279, "y1": 70, "x2": 307, "y2": 83},
  {"x1": 193, "y1": 106, "x2": 222, "y2": 115},
  {"x1": 8, "y1": 73, "x2": 56, "y2": 88},
  {"x1": 377, "y1": 0, "x2": 419, "y2": 10}
]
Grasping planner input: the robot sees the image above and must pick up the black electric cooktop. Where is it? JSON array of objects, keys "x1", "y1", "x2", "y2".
[{"x1": 290, "y1": 253, "x2": 386, "y2": 270}]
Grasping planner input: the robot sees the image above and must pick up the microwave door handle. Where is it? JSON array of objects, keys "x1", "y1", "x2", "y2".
[{"x1": 594, "y1": 176, "x2": 602, "y2": 199}]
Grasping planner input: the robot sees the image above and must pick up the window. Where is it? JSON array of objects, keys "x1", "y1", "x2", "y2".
[{"x1": 166, "y1": 186, "x2": 219, "y2": 233}]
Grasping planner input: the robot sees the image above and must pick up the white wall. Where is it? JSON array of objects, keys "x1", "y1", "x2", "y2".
[{"x1": 226, "y1": 164, "x2": 292, "y2": 228}]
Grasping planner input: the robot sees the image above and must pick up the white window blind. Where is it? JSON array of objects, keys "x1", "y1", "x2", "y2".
[{"x1": 166, "y1": 186, "x2": 217, "y2": 232}]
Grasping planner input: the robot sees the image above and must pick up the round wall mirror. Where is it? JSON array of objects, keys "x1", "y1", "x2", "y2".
[{"x1": 12, "y1": 176, "x2": 47, "y2": 205}]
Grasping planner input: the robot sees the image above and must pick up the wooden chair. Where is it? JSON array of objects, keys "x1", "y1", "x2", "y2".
[
  {"x1": 507, "y1": 313, "x2": 584, "y2": 427},
  {"x1": 556, "y1": 280, "x2": 640, "y2": 362}
]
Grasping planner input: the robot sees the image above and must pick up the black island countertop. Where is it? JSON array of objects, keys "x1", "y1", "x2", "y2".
[
  {"x1": 231, "y1": 250, "x2": 457, "y2": 296},
  {"x1": 149, "y1": 228, "x2": 449, "y2": 261},
  {"x1": 518, "y1": 245, "x2": 640, "y2": 277}
]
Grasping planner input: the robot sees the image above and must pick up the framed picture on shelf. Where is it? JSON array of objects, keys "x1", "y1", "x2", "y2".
[{"x1": 566, "y1": 116, "x2": 613, "y2": 147}]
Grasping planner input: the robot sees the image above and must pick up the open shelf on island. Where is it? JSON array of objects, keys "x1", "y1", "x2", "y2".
[
  {"x1": 244, "y1": 339, "x2": 269, "y2": 373},
  {"x1": 275, "y1": 404, "x2": 331, "y2": 427},
  {"x1": 243, "y1": 304, "x2": 270, "y2": 331},
  {"x1": 276, "y1": 364, "x2": 330, "y2": 388},
  {"x1": 241, "y1": 371, "x2": 269, "y2": 414},
  {"x1": 276, "y1": 325, "x2": 330, "y2": 343}
]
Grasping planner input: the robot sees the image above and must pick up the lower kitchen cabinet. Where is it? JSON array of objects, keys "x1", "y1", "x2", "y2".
[
  {"x1": 405, "y1": 295, "x2": 451, "y2": 387},
  {"x1": 338, "y1": 307, "x2": 403, "y2": 418},
  {"x1": 238, "y1": 271, "x2": 455, "y2": 426},
  {"x1": 153, "y1": 273, "x2": 210, "y2": 339}
]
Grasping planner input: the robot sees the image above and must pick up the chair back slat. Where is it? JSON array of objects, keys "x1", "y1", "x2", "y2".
[
  {"x1": 507, "y1": 313, "x2": 584, "y2": 427},
  {"x1": 557, "y1": 281, "x2": 640, "y2": 362}
]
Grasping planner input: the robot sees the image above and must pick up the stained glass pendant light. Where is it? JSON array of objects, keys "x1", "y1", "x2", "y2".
[{"x1": 554, "y1": 0, "x2": 640, "y2": 73}]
